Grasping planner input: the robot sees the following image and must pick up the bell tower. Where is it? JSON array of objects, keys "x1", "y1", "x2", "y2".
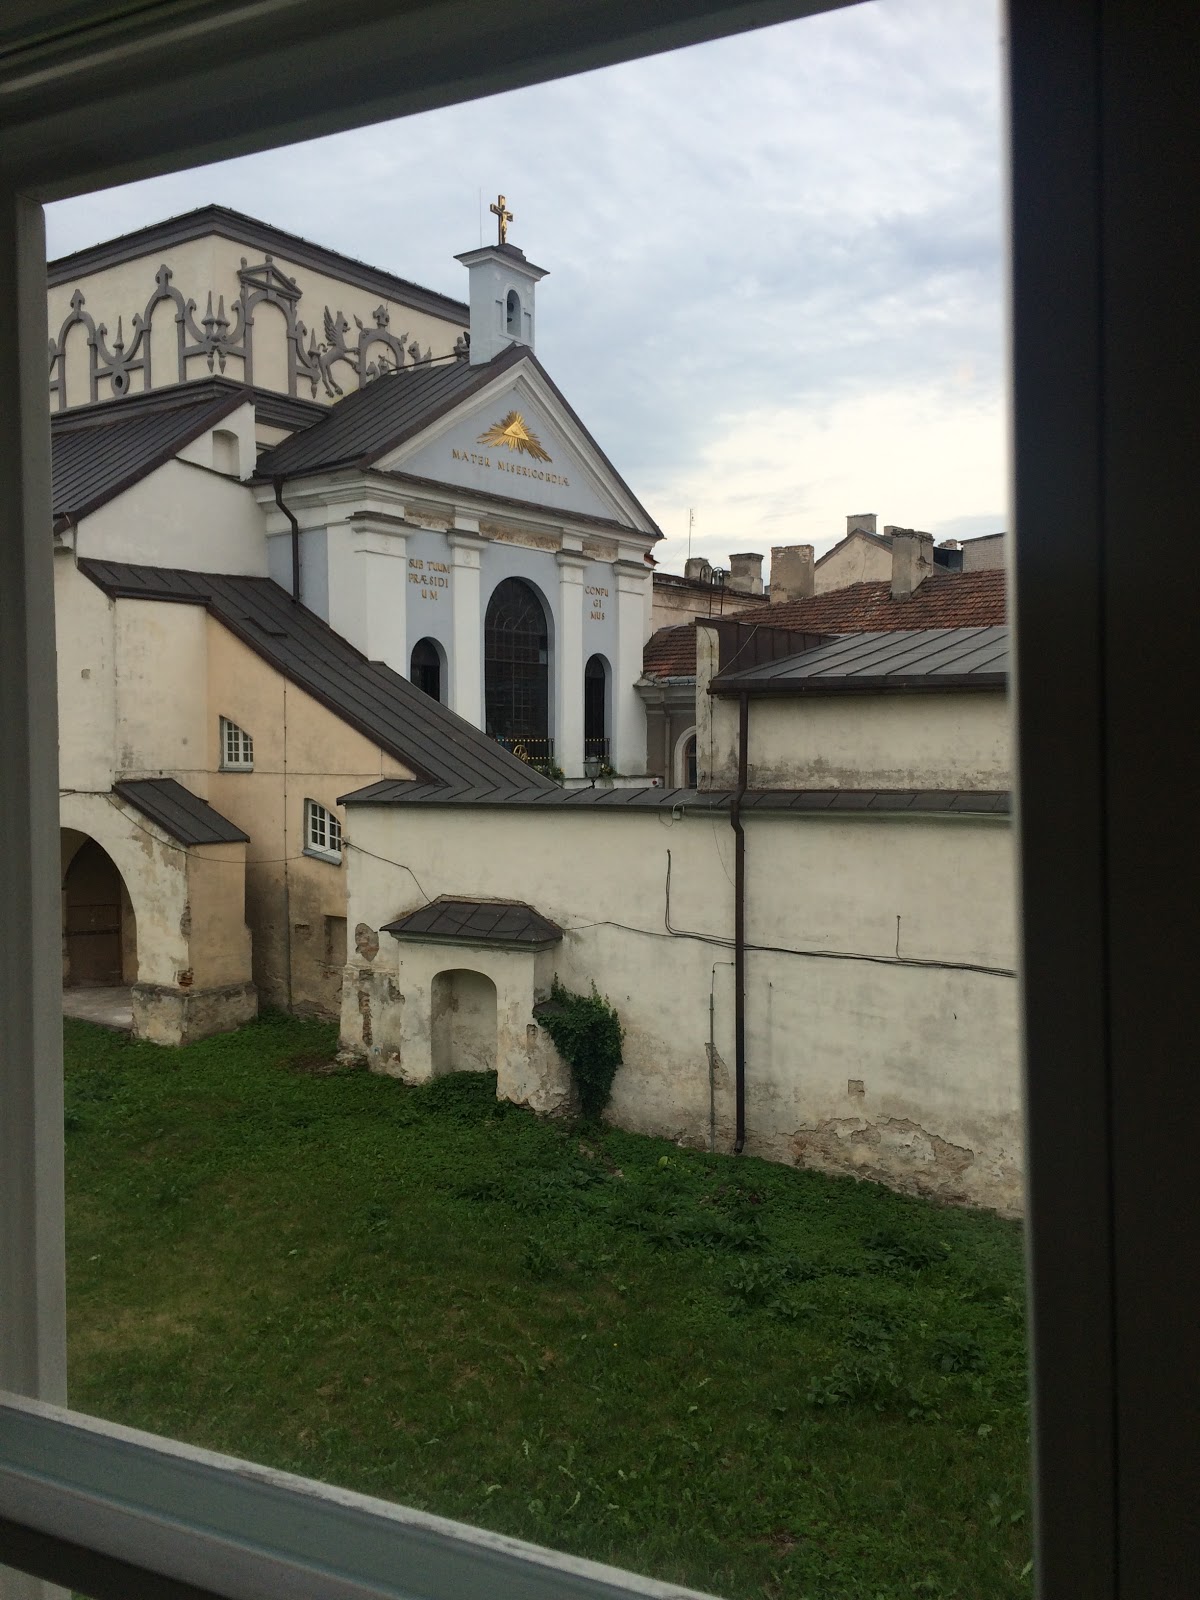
[{"x1": 455, "y1": 194, "x2": 548, "y2": 366}]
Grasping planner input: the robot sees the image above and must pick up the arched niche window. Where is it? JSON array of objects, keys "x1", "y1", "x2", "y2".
[
  {"x1": 410, "y1": 637, "x2": 442, "y2": 702},
  {"x1": 484, "y1": 577, "x2": 550, "y2": 758},
  {"x1": 212, "y1": 427, "x2": 240, "y2": 476},
  {"x1": 684, "y1": 734, "x2": 698, "y2": 789},
  {"x1": 506, "y1": 288, "x2": 521, "y2": 335},
  {"x1": 584, "y1": 654, "x2": 610, "y2": 765}
]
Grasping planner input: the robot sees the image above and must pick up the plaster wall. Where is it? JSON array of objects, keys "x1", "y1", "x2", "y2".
[
  {"x1": 650, "y1": 583, "x2": 759, "y2": 629},
  {"x1": 203, "y1": 619, "x2": 413, "y2": 1014},
  {"x1": 814, "y1": 535, "x2": 893, "y2": 594},
  {"x1": 174, "y1": 402, "x2": 257, "y2": 481},
  {"x1": 55, "y1": 552, "x2": 118, "y2": 792},
  {"x1": 74, "y1": 458, "x2": 268, "y2": 574},
  {"x1": 703, "y1": 690, "x2": 1013, "y2": 792},
  {"x1": 340, "y1": 802, "x2": 1022, "y2": 1213},
  {"x1": 113, "y1": 599, "x2": 209, "y2": 778}
]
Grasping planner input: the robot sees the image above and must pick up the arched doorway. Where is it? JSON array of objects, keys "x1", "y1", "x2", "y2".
[
  {"x1": 62, "y1": 833, "x2": 137, "y2": 987},
  {"x1": 584, "y1": 654, "x2": 610, "y2": 765},
  {"x1": 430, "y1": 969, "x2": 498, "y2": 1075},
  {"x1": 484, "y1": 577, "x2": 550, "y2": 761}
]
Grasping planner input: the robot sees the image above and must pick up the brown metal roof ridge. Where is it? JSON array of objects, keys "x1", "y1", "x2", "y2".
[
  {"x1": 47, "y1": 204, "x2": 469, "y2": 323},
  {"x1": 338, "y1": 779, "x2": 1012, "y2": 816},
  {"x1": 382, "y1": 896, "x2": 562, "y2": 950},
  {"x1": 113, "y1": 778, "x2": 249, "y2": 846}
]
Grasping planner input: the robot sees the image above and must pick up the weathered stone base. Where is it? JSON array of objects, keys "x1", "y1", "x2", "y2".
[{"x1": 132, "y1": 980, "x2": 258, "y2": 1046}]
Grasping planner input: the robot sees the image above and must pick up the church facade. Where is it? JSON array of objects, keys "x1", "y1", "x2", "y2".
[{"x1": 50, "y1": 204, "x2": 657, "y2": 1037}]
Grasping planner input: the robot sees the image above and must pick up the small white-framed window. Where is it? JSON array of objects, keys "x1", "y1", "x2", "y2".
[
  {"x1": 220, "y1": 715, "x2": 254, "y2": 771},
  {"x1": 304, "y1": 799, "x2": 343, "y2": 864}
]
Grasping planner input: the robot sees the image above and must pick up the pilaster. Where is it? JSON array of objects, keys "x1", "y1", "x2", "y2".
[
  {"x1": 555, "y1": 548, "x2": 588, "y2": 776},
  {"x1": 613, "y1": 558, "x2": 651, "y2": 775},
  {"x1": 448, "y1": 528, "x2": 488, "y2": 727}
]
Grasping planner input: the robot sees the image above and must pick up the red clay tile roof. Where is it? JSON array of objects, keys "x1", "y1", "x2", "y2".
[
  {"x1": 642, "y1": 622, "x2": 701, "y2": 678},
  {"x1": 756, "y1": 570, "x2": 1007, "y2": 631},
  {"x1": 641, "y1": 570, "x2": 1007, "y2": 679}
]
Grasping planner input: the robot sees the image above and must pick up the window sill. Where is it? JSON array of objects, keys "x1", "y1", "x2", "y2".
[
  {"x1": 303, "y1": 846, "x2": 343, "y2": 867},
  {"x1": 219, "y1": 764, "x2": 254, "y2": 774}
]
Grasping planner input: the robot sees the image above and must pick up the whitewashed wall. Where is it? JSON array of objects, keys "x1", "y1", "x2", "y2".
[{"x1": 340, "y1": 802, "x2": 1022, "y2": 1214}]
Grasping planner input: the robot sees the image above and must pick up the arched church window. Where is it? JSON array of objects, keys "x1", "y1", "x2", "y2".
[
  {"x1": 484, "y1": 578, "x2": 550, "y2": 759},
  {"x1": 506, "y1": 289, "x2": 520, "y2": 335},
  {"x1": 684, "y1": 734, "x2": 698, "y2": 789},
  {"x1": 584, "y1": 654, "x2": 610, "y2": 765},
  {"x1": 410, "y1": 638, "x2": 442, "y2": 702}
]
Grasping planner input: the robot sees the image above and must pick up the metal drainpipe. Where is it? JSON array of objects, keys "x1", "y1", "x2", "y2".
[
  {"x1": 273, "y1": 478, "x2": 300, "y2": 601},
  {"x1": 731, "y1": 690, "x2": 749, "y2": 1153}
]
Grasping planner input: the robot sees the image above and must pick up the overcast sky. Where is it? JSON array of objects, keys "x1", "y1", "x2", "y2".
[{"x1": 46, "y1": 0, "x2": 1005, "y2": 575}]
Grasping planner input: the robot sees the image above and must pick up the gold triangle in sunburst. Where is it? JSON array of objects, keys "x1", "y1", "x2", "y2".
[{"x1": 476, "y1": 410, "x2": 552, "y2": 462}]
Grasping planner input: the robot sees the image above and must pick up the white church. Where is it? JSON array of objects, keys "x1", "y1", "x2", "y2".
[{"x1": 50, "y1": 198, "x2": 661, "y2": 779}]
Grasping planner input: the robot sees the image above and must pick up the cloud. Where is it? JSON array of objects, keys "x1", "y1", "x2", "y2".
[{"x1": 47, "y1": 0, "x2": 1005, "y2": 573}]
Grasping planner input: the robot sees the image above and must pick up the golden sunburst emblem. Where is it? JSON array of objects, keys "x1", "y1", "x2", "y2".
[{"x1": 476, "y1": 410, "x2": 552, "y2": 462}]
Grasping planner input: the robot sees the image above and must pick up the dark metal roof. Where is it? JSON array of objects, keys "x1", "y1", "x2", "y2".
[
  {"x1": 254, "y1": 358, "x2": 482, "y2": 476},
  {"x1": 79, "y1": 561, "x2": 555, "y2": 799},
  {"x1": 47, "y1": 205, "x2": 470, "y2": 325},
  {"x1": 51, "y1": 378, "x2": 248, "y2": 524},
  {"x1": 712, "y1": 627, "x2": 1010, "y2": 695},
  {"x1": 341, "y1": 780, "x2": 1011, "y2": 817},
  {"x1": 113, "y1": 778, "x2": 249, "y2": 845},
  {"x1": 382, "y1": 896, "x2": 563, "y2": 949}
]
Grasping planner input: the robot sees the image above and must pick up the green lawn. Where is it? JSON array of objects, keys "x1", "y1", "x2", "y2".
[{"x1": 65, "y1": 1013, "x2": 1032, "y2": 1600}]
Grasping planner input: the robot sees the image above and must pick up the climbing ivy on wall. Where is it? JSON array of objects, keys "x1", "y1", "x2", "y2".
[{"x1": 539, "y1": 978, "x2": 625, "y2": 1121}]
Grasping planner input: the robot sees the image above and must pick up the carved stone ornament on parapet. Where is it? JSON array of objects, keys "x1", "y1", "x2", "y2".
[{"x1": 48, "y1": 255, "x2": 467, "y2": 409}]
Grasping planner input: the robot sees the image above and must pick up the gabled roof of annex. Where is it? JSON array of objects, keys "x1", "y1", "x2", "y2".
[
  {"x1": 77, "y1": 559, "x2": 554, "y2": 800},
  {"x1": 51, "y1": 377, "x2": 250, "y2": 525}
]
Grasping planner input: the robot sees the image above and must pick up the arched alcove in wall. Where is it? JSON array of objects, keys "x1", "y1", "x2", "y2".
[
  {"x1": 484, "y1": 577, "x2": 551, "y2": 758},
  {"x1": 410, "y1": 636, "x2": 445, "y2": 702},
  {"x1": 673, "y1": 725, "x2": 699, "y2": 789},
  {"x1": 584, "y1": 654, "x2": 611, "y2": 763},
  {"x1": 61, "y1": 831, "x2": 137, "y2": 987},
  {"x1": 430, "y1": 969, "x2": 498, "y2": 1075}
]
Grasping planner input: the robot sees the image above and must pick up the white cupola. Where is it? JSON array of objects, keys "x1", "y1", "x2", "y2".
[{"x1": 455, "y1": 194, "x2": 548, "y2": 365}]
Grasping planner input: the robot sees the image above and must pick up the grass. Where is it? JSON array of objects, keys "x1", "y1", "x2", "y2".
[{"x1": 65, "y1": 1012, "x2": 1032, "y2": 1600}]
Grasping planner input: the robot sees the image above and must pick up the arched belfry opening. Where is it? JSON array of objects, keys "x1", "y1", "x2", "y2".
[
  {"x1": 61, "y1": 832, "x2": 137, "y2": 988},
  {"x1": 484, "y1": 577, "x2": 551, "y2": 761},
  {"x1": 505, "y1": 288, "x2": 521, "y2": 335}
]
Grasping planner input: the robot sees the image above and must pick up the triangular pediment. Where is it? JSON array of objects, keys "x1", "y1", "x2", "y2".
[{"x1": 375, "y1": 355, "x2": 658, "y2": 535}]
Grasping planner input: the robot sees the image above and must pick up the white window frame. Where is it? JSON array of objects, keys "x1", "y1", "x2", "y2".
[
  {"x1": 218, "y1": 716, "x2": 253, "y2": 771},
  {"x1": 1, "y1": 2, "x2": 1195, "y2": 1598},
  {"x1": 303, "y1": 798, "x2": 342, "y2": 864}
]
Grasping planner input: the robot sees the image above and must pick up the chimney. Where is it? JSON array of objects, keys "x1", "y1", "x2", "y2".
[
  {"x1": 847, "y1": 512, "x2": 877, "y2": 536},
  {"x1": 889, "y1": 528, "x2": 936, "y2": 599},
  {"x1": 727, "y1": 552, "x2": 764, "y2": 595},
  {"x1": 684, "y1": 556, "x2": 713, "y2": 583},
  {"x1": 770, "y1": 544, "x2": 815, "y2": 603}
]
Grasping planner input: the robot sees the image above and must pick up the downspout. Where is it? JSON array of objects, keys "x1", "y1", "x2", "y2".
[
  {"x1": 731, "y1": 690, "x2": 749, "y2": 1153},
  {"x1": 273, "y1": 477, "x2": 300, "y2": 602}
]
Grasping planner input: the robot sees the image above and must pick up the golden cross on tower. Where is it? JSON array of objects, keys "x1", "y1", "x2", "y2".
[{"x1": 490, "y1": 193, "x2": 513, "y2": 246}]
